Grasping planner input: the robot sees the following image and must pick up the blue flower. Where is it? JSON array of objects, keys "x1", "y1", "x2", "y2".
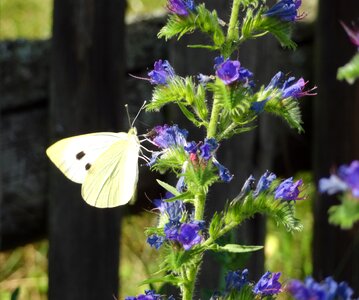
[
  {"x1": 266, "y1": 72, "x2": 317, "y2": 100},
  {"x1": 147, "y1": 235, "x2": 165, "y2": 250},
  {"x1": 250, "y1": 99, "x2": 269, "y2": 114},
  {"x1": 152, "y1": 124, "x2": 188, "y2": 149},
  {"x1": 164, "y1": 220, "x2": 182, "y2": 241},
  {"x1": 238, "y1": 67, "x2": 255, "y2": 87},
  {"x1": 148, "y1": 60, "x2": 175, "y2": 85},
  {"x1": 265, "y1": 71, "x2": 284, "y2": 90},
  {"x1": 212, "y1": 158, "x2": 233, "y2": 183},
  {"x1": 254, "y1": 170, "x2": 277, "y2": 197},
  {"x1": 319, "y1": 174, "x2": 348, "y2": 195},
  {"x1": 177, "y1": 223, "x2": 203, "y2": 250},
  {"x1": 282, "y1": 77, "x2": 314, "y2": 99},
  {"x1": 287, "y1": 276, "x2": 354, "y2": 300},
  {"x1": 225, "y1": 269, "x2": 249, "y2": 291},
  {"x1": 197, "y1": 73, "x2": 213, "y2": 84},
  {"x1": 200, "y1": 138, "x2": 218, "y2": 160},
  {"x1": 184, "y1": 141, "x2": 198, "y2": 154},
  {"x1": 125, "y1": 289, "x2": 163, "y2": 300},
  {"x1": 154, "y1": 197, "x2": 185, "y2": 222},
  {"x1": 274, "y1": 177, "x2": 303, "y2": 201},
  {"x1": 253, "y1": 271, "x2": 282, "y2": 296},
  {"x1": 167, "y1": 0, "x2": 195, "y2": 16},
  {"x1": 214, "y1": 56, "x2": 241, "y2": 85},
  {"x1": 336, "y1": 281, "x2": 354, "y2": 299},
  {"x1": 263, "y1": 0, "x2": 303, "y2": 22},
  {"x1": 338, "y1": 160, "x2": 359, "y2": 197}
]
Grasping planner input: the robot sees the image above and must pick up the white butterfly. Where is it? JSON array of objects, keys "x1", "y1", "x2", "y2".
[{"x1": 46, "y1": 127, "x2": 140, "y2": 208}]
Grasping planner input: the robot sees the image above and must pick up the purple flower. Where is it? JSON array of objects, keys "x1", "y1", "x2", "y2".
[
  {"x1": 253, "y1": 271, "x2": 282, "y2": 296},
  {"x1": 197, "y1": 73, "x2": 213, "y2": 84},
  {"x1": 266, "y1": 72, "x2": 317, "y2": 100},
  {"x1": 319, "y1": 174, "x2": 348, "y2": 195},
  {"x1": 147, "y1": 235, "x2": 165, "y2": 250},
  {"x1": 167, "y1": 0, "x2": 195, "y2": 16},
  {"x1": 337, "y1": 281, "x2": 354, "y2": 299},
  {"x1": 287, "y1": 276, "x2": 354, "y2": 300},
  {"x1": 184, "y1": 141, "x2": 198, "y2": 154},
  {"x1": 265, "y1": 71, "x2": 284, "y2": 90},
  {"x1": 338, "y1": 160, "x2": 359, "y2": 197},
  {"x1": 274, "y1": 177, "x2": 303, "y2": 201},
  {"x1": 125, "y1": 289, "x2": 163, "y2": 300},
  {"x1": 341, "y1": 21, "x2": 359, "y2": 49},
  {"x1": 287, "y1": 278, "x2": 325, "y2": 300},
  {"x1": 282, "y1": 77, "x2": 316, "y2": 99},
  {"x1": 254, "y1": 170, "x2": 277, "y2": 197},
  {"x1": 177, "y1": 223, "x2": 203, "y2": 250},
  {"x1": 250, "y1": 99, "x2": 269, "y2": 114},
  {"x1": 225, "y1": 269, "x2": 249, "y2": 291},
  {"x1": 237, "y1": 175, "x2": 256, "y2": 200},
  {"x1": 263, "y1": 0, "x2": 303, "y2": 22},
  {"x1": 148, "y1": 60, "x2": 175, "y2": 85},
  {"x1": 200, "y1": 138, "x2": 218, "y2": 160},
  {"x1": 151, "y1": 124, "x2": 188, "y2": 149},
  {"x1": 212, "y1": 158, "x2": 233, "y2": 183},
  {"x1": 238, "y1": 67, "x2": 255, "y2": 87},
  {"x1": 164, "y1": 220, "x2": 182, "y2": 241},
  {"x1": 154, "y1": 196, "x2": 185, "y2": 222},
  {"x1": 214, "y1": 56, "x2": 241, "y2": 85}
]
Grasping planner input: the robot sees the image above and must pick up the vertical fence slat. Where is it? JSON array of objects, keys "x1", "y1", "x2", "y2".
[
  {"x1": 313, "y1": 0, "x2": 359, "y2": 288},
  {"x1": 48, "y1": 0, "x2": 125, "y2": 299}
]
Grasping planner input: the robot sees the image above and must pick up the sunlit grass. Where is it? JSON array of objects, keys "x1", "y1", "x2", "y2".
[
  {"x1": 265, "y1": 172, "x2": 314, "y2": 281},
  {"x1": 0, "y1": 242, "x2": 47, "y2": 300},
  {"x1": 120, "y1": 211, "x2": 164, "y2": 298}
]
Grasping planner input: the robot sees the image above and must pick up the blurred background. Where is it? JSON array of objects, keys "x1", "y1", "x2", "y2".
[{"x1": 0, "y1": 0, "x2": 359, "y2": 299}]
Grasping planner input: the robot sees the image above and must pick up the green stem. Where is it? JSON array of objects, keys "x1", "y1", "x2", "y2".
[
  {"x1": 207, "y1": 98, "x2": 221, "y2": 138},
  {"x1": 227, "y1": 0, "x2": 241, "y2": 42},
  {"x1": 194, "y1": 192, "x2": 205, "y2": 220},
  {"x1": 218, "y1": 122, "x2": 237, "y2": 140}
]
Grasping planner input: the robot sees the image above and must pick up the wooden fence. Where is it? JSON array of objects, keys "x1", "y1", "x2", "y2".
[{"x1": 1, "y1": 0, "x2": 359, "y2": 297}]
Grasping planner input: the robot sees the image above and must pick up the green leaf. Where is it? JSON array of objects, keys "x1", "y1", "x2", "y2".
[
  {"x1": 337, "y1": 53, "x2": 359, "y2": 84},
  {"x1": 164, "y1": 191, "x2": 194, "y2": 202},
  {"x1": 158, "y1": 4, "x2": 225, "y2": 48},
  {"x1": 141, "y1": 274, "x2": 182, "y2": 286},
  {"x1": 265, "y1": 96, "x2": 304, "y2": 133},
  {"x1": 328, "y1": 195, "x2": 359, "y2": 229},
  {"x1": 178, "y1": 102, "x2": 202, "y2": 127},
  {"x1": 213, "y1": 243, "x2": 263, "y2": 253},
  {"x1": 240, "y1": 8, "x2": 296, "y2": 49},
  {"x1": 156, "y1": 180, "x2": 180, "y2": 196}
]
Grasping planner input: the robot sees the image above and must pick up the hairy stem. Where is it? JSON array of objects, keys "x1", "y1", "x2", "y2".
[
  {"x1": 207, "y1": 98, "x2": 221, "y2": 138},
  {"x1": 227, "y1": 0, "x2": 241, "y2": 42}
]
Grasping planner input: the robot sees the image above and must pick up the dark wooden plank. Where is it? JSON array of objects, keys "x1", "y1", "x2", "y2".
[
  {"x1": 313, "y1": 0, "x2": 359, "y2": 288},
  {"x1": 48, "y1": 0, "x2": 125, "y2": 299},
  {"x1": 1, "y1": 108, "x2": 48, "y2": 250}
]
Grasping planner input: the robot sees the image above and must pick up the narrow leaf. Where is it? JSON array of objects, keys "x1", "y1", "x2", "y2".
[{"x1": 156, "y1": 179, "x2": 180, "y2": 196}]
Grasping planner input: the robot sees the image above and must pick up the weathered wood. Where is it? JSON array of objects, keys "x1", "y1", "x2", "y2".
[
  {"x1": 0, "y1": 17, "x2": 167, "y2": 250},
  {"x1": 0, "y1": 40, "x2": 50, "y2": 111},
  {"x1": 48, "y1": 0, "x2": 125, "y2": 299},
  {"x1": 313, "y1": 0, "x2": 359, "y2": 288}
]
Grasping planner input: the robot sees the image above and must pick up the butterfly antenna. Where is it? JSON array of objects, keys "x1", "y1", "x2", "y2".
[
  {"x1": 131, "y1": 101, "x2": 147, "y2": 128},
  {"x1": 124, "y1": 104, "x2": 132, "y2": 128}
]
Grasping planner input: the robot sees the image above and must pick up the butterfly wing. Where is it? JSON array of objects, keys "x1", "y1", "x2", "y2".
[
  {"x1": 81, "y1": 132, "x2": 140, "y2": 208},
  {"x1": 46, "y1": 132, "x2": 127, "y2": 183}
]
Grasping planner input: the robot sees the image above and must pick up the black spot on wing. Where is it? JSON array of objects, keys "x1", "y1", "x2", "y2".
[
  {"x1": 76, "y1": 151, "x2": 86, "y2": 160},
  {"x1": 85, "y1": 163, "x2": 92, "y2": 170}
]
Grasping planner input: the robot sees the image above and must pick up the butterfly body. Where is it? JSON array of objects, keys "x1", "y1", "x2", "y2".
[{"x1": 46, "y1": 128, "x2": 140, "y2": 208}]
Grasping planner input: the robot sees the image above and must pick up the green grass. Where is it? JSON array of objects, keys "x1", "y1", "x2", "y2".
[{"x1": 265, "y1": 172, "x2": 314, "y2": 281}]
